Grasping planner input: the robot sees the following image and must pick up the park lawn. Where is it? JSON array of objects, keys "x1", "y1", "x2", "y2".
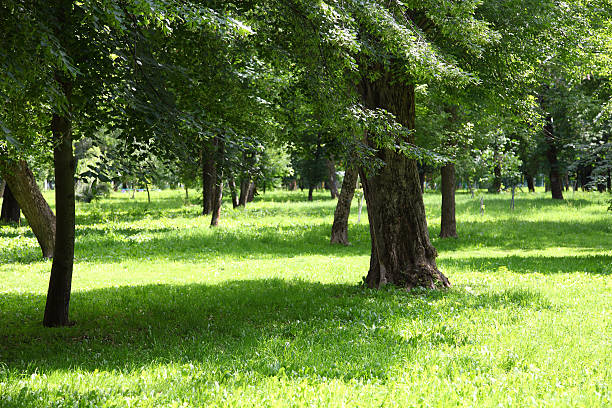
[{"x1": 0, "y1": 189, "x2": 611, "y2": 407}]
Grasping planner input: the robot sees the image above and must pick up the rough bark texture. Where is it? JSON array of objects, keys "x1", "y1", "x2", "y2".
[
  {"x1": 440, "y1": 163, "x2": 457, "y2": 238},
  {"x1": 525, "y1": 173, "x2": 535, "y2": 192},
  {"x1": 326, "y1": 158, "x2": 340, "y2": 199},
  {"x1": 358, "y1": 74, "x2": 449, "y2": 289},
  {"x1": 544, "y1": 121, "x2": 564, "y2": 200},
  {"x1": 330, "y1": 166, "x2": 358, "y2": 245},
  {"x1": 202, "y1": 143, "x2": 216, "y2": 215},
  {"x1": 1, "y1": 160, "x2": 56, "y2": 257},
  {"x1": 44, "y1": 73, "x2": 75, "y2": 327},
  {"x1": 1, "y1": 184, "x2": 20, "y2": 224}
]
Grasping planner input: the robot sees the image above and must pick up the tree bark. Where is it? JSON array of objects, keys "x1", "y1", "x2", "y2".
[
  {"x1": 326, "y1": 158, "x2": 340, "y2": 199},
  {"x1": 1, "y1": 160, "x2": 56, "y2": 258},
  {"x1": 247, "y1": 182, "x2": 256, "y2": 202},
  {"x1": 544, "y1": 120, "x2": 564, "y2": 200},
  {"x1": 44, "y1": 73, "x2": 75, "y2": 327},
  {"x1": 210, "y1": 138, "x2": 224, "y2": 227},
  {"x1": 440, "y1": 163, "x2": 457, "y2": 238},
  {"x1": 330, "y1": 166, "x2": 358, "y2": 245},
  {"x1": 308, "y1": 184, "x2": 314, "y2": 201},
  {"x1": 239, "y1": 179, "x2": 253, "y2": 206},
  {"x1": 525, "y1": 173, "x2": 535, "y2": 192},
  {"x1": 1, "y1": 184, "x2": 20, "y2": 224},
  {"x1": 201, "y1": 142, "x2": 215, "y2": 215},
  {"x1": 358, "y1": 74, "x2": 449, "y2": 289},
  {"x1": 0, "y1": 179, "x2": 5, "y2": 198}
]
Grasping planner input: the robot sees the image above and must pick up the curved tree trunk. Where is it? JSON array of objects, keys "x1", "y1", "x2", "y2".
[
  {"x1": 440, "y1": 163, "x2": 457, "y2": 238},
  {"x1": 330, "y1": 166, "x2": 358, "y2": 245},
  {"x1": 1, "y1": 160, "x2": 56, "y2": 257},
  {"x1": 358, "y1": 74, "x2": 449, "y2": 289},
  {"x1": 326, "y1": 158, "x2": 340, "y2": 199},
  {"x1": 1, "y1": 184, "x2": 20, "y2": 224},
  {"x1": 44, "y1": 74, "x2": 75, "y2": 327}
]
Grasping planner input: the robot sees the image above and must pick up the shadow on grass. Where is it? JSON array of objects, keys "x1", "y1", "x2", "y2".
[
  {"x1": 0, "y1": 279, "x2": 551, "y2": 382},
  {"x1": 440, "y1": 254, "x2": 612, "y2": 275}
]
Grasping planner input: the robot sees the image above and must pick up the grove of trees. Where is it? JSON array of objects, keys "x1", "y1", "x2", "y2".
[{"x1": 1, "y1": 0, "x2": 610, "y2": 326}]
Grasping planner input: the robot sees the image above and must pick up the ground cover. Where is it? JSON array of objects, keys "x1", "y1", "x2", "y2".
[{"x1": 0, "y1": 189, "x2": 610, "y2": 407}]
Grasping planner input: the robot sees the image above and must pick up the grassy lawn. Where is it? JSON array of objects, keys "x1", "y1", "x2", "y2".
[{"x1": 1, "y1": 189, "x2": 611, "y2": 407}]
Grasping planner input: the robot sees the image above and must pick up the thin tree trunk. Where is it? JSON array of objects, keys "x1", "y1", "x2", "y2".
[
  {"x1": 202, "y1": 142, "x2": 215, "y2": 215},
  {"x1": 326, "y1": 158, "x2": 340, "y2": 199},
  {"x1": 358, "y1": 74, "x2": 449, "y2": 289},
  {"x1": 228, "y1": 176, "x2": 239, "y2": 208},
  {"x1": 1, "y1": 160, "x2": 56, "y2": 258},
  {"x1": 330, "y1": 166, "x2": 358, "y2": 245},
  {"x1": 1, "y1": 184, "x2": 20, "y2": 224},
  {"x1": 308, "y1": 184, "x2": 314, "y2": 201},
  {"x1": 145, "y1": 183, "x2": 150, "y2": 203},
  {"x1": 440, "y1": 163, "x2": 457, "y2": 238},
  {"x1": 544, "y1": 120, "x2": 564, "y2": 200},
  {"x1": 210, "y1": 138, "x2": 225, "y2": 227},
  {"x1": 184, "y1": 184, "x2": 189, "y2": 200},
  {"x1": 246, "y1": 182, "x2": 256, "y2": 202},
  {"x1": 44, "y1": 69, "x2": 75, "y2": 327}
]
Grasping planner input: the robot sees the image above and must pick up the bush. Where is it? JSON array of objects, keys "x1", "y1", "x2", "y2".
[{"x1": 76, "y1": 182, "x2": 111, "y2": 203}]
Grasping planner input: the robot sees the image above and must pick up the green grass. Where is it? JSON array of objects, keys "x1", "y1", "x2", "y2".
[{"x1": 1, "y1": 188, "x2": 611, "y2": 407}]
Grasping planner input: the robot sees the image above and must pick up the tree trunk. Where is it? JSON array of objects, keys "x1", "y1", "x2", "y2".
[
  {"x1": 210, "y1": 137, "x2": 224, "y2": 227},
  {"x1": 308, "y1": 184, "x2": 314, "y2": 201},
  {"x1": 202, "y1": 143, "x2": 216, "y2": 215},
  {"x1": 184, "y1": 184, "x2": 189, "y2": 200},
  {"x1": 247, "y1": 182, "x2": 256, "y2": 202},
  {"x1": 239, "y1": 179, "x2": 252, "y2": 207},
  {"x1": 489, "y1": 163, "x2": 502, "y2": 193},
  {"x1": 0, "y1": 179, "x2": 5, "y2": 198},
  {"x1": 228, "y1": 176, "x2": 239, "y2": 208},
  {"x1": 358, "y1": 74, "x2": 449, "y2": 289},
  {"x1": 440, "y1": 163, "x2": 457, "y2": 238},
  {"x1": 525, "y1": 173, "x2": 535, "y2": 192},
  {"x1": 326, "y1": 158, "x2": 340, "y2": 199},
  {"x1": 44, "y1": 72, "x2": 75, "y2": 327},
  {"x1": 145, "y1": 183, "x2": 150, "y2": 203},
  {"x1": 330, "y1": 166, "x2": 358, "y2": 245},
  {"x1": 1, "y1": 160, "x2": 56, "y2": 258},
  {"x1": 1, "y1": 184, "x2": 20, "y2": 224},
  {"x1": 544, "y1": 120, "x2": 564, "y2": 200}
]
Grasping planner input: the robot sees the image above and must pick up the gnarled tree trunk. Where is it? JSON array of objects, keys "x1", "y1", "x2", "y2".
[
  {"x1": 1, "y1": 160, "x2": 56, "y2": 257},
  {"x1": 440, "y1": 163, "x2": 457, "y2": 238},
  {"x1": 1, "y1": 184, "x2": 20, "y2": 224},
  {"x1": 330, "y1": 166, "x2": 358, "y2": 245},
  {"x1": 358, "y1": 74, "x2": 449, "y2": 289},
  {"x1": 326, "y1": 158, "x2": 340, "y2": 199}
]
